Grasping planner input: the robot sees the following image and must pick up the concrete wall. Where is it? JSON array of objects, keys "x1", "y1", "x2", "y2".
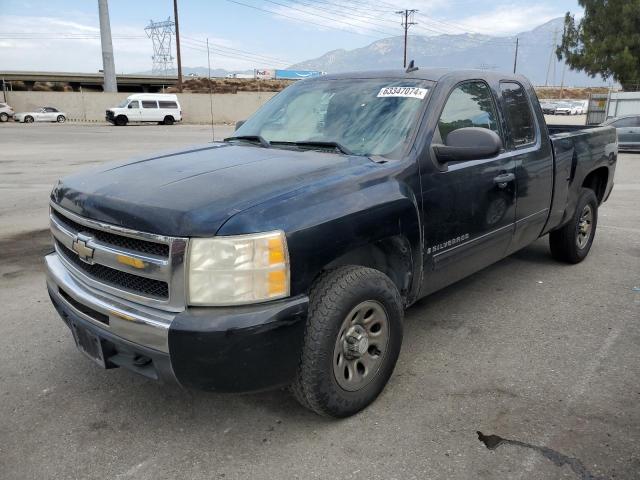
[{"x1": 3, "y1": 91, "x2": 276, "y2": 124}]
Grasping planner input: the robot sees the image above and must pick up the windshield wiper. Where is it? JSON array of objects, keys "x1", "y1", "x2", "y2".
[
  {"x1": 223, "y1": 135, "x2": 271, "y2": 148},
  {"x1": 271, "y1": 140, "x2": 354, "y2": 155}
]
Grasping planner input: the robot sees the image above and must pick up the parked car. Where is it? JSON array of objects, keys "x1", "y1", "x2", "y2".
[
  {"x1": 554, "y1": 101, "x2": 579, "y2": 115},
  {"x1": 0, "y1": 102, "x2": 15, "y2": 122},
  {"x1": 569, "y1": 100, "x2": 586, "y2": 115},
  {"x1": 602, "y1": 114, "x2": 640, "y2": 151},
  {"x1": 14, "y1": 106, "x2": 66, "y2": 123},
  {"x1": 540, "y1": 101, "x2": 558, "y2": 115},
  {"x1": 106, "y1": 93, "x2": 182, "y2": 126},
  {"x1": 46, "y1": 69, "x2": 616, "y2": 417}
]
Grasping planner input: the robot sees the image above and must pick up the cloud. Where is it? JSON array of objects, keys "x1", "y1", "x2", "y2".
[
  {"x1": 0, "y1": 14, "x2": 274, "y2": 73},
  {"x1": 255, "y1": 0, "x2": 562, "y2": 38},
  {"x1": 453, "y1": 4, "x2": 561, "y2": 36}
]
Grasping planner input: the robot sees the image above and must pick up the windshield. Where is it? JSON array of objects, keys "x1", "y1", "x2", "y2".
[
  {"x1": 117, "y1": 99, "x2": 129, "y2": 108},
  {"x1": 234, "y1": 78, "x2": 432, "y2": 157}
]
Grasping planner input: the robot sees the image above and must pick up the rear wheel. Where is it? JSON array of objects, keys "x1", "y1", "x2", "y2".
[
  {"x1": 24, "y1": 116, "x2": 34, "y2": 123},
  {"x1": 163, "y1": 115, "x2": 175, "y2": 125},
  {"x1": 549, "y1": 188, "x2": 598, "y2": 263},
  {"x1": 56, "y1": 115, "x2": 66, "y2": 123},
  {"x1": 0, "y1": 112, "x2": 8, "y2": 122},
  {"x1": 292, "y1": 266, "x2": 403, "y2": 417},
  {"x1": 115, "y1": 115, "x2": 128, "y2": 126}
]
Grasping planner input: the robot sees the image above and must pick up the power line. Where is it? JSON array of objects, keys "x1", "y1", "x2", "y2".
[
  {"x1": 181, "y1": 35, "x2": 292, "y2": 65},
  {"x1": 260, "y1": 0, "x2": 397, "y2": 37},
  {"x1": 223, "y1": 0, "x2": 392, "y2": 38}
]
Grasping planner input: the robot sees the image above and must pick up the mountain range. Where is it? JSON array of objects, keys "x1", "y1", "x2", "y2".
[
  {"x1": 142, "y1": 18, "x2": 608, "y2": 87},
  {"x1": 287, "y1": 17, "x2": 608, "y2": 87}
]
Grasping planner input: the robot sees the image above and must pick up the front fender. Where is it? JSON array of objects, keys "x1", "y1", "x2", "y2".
[{"x1": 217, "y1": 175, "x2": 422, "y2": 298}]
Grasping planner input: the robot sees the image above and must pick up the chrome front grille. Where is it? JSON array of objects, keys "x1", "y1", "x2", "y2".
[
  {"x1": 56, "y1": 241, "x2": 170, "y2": 299},
  {"x1": 51, "y1": 209, "x2": 170, "y2": 256},
  {"x1": 49, "y1": 203, "x2": 188, "y2": 312}
]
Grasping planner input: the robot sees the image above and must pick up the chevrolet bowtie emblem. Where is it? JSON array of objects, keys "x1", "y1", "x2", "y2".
[{"x1": 71, "y1": 234, "x2": 95, "y2": 263}]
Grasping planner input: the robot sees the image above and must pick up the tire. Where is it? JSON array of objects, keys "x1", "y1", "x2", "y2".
[
  {"x1": 56, "y1": 115, "x2": 66, "y2": 123},
  {"x1": 549, "y1": 188, "x2": 598, "y2": 264},
  {"x1": 0, "y1": 113, "x2": 8, "y2": 122},
  {"x1": 292, "y1": 266, "x2": 404, "y2": 417},
  {"x1": 115, "y1": 115, "x2": 128, "y2": 126},
  {"x1": 24, "y1": 116, "x2": 34, "y2": 123},
  {"x1": 163, "y1": 116, "x2": 175, "y2": 125}
]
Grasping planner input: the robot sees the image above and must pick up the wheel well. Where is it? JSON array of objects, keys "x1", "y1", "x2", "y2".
[
  {"x1": 323, "y1": 236, "x2": 413, "y2": 300},
  {"x1": 164, "y1": 115, "x2": 174, "y2": 120},
  {"x1": 582, "y1": 167, "x2": 608, "y2": 204}
]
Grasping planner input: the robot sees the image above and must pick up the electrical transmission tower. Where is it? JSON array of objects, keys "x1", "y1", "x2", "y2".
[{"x1": 145, "y1": 18, "x2": 175, "y2": 76}]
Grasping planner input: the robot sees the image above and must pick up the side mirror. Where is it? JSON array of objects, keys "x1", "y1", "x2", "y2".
[
  {"x1": 235, "y1": 120, "x2": 246, "y2": 131},
  {"x1": 433, "y1": 127, "x2": 502, "y2": 163},
  {"x1": 128, "y1": 103, "x2": 135, "y2": 109}
]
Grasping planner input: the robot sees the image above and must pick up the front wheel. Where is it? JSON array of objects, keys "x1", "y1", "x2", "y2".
[
  {"x1": 56, "y1": 115, "x2": 66, "y2": 123},
  {"x1": 549, "y1": 188, "x2": 598, "y2": 263},
  {"x1": 115, "y1": 115, "x2": 128, "y2": 126},
  {"x1": 0, "y1": 112, "x2": 8, "y2": 122},
  {"x1": 24, "y1": 116, "x2": 34, "y2": 123},
  {"x1": 292, "y1": 266, "x2": 403, "y2": 417}
]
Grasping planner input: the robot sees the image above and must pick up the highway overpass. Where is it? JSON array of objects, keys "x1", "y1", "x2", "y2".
[{"x1": 0, "y1": 71, "x2": 178, "y2": 92}]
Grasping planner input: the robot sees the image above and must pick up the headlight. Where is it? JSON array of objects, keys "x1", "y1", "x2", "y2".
[{"x1": 187, "y1": 230, "x2": 290, "y2": 306}]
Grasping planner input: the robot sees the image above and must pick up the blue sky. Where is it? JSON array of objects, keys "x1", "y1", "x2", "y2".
[{"x1": 1, "y1": 0, "x2": 583, "y2": 73}]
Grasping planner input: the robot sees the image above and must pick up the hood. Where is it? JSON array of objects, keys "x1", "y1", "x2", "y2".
[{"x1": 51, "y1": 143, "x2": 374, "y2": 237}]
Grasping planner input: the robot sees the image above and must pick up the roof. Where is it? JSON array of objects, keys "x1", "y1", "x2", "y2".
[{"x1": 309, "y1": 67, "x2": 525, "y2": 83}]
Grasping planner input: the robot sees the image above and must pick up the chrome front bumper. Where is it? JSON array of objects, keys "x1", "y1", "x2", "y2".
[{"x1": 46, "y1": 253, "x2": 175, "y2": 353}]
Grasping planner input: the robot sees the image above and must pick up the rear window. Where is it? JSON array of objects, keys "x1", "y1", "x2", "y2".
[
  {"x1": 500, "y1": 82, "x2": 535, "y2": 147},
  {"x1": 158, "y1": 101, "x2": 178, "y2": 108},
  {"x1": 141, "y1": 100, "x2": 158, "y2": 108}
]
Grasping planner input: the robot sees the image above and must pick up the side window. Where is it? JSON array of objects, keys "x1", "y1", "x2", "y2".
[
  {"x1": 611, "y1": 117, "x2": 637, "y2": 128},
  {"x1": 158, "y1": 101, "x2": 178, "y2": 108},
  {"x1": 438, "y1": 81, "x2": 500, "y2": 141},
  {"x1": 141, "y1": 100, "x2": 158, "y2": 109},
  {"x1": 500, "y1": 82, "x2": 535, "y2": 147},
  {"x1": 128, "y1": 100, "x2": 139, "y2": 109}
]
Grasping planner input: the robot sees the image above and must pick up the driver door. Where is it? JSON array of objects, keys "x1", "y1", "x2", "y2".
[
  {"x1": 34, "y1": 108, "x2": 48, "y2": 121},
  {"x1": 127, "y1": 100, "x2": 141, "y2": 122},
  {"x1": 420, "y1": 80, "x2": 517, "y2": 296}
]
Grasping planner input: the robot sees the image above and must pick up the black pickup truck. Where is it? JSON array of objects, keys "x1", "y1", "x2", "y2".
[{"x1": 46, "y1": 68, "x2": 616, "y2": 417}]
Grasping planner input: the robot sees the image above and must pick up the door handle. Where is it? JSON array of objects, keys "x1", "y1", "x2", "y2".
[{"x1": 493, "y1": 172, "x2": 515, "y2": 188}]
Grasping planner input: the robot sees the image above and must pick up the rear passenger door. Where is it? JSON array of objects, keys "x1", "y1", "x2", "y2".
[
  {"x1": 499, "y1": 81, "x2": 554, "y2": 252},
  {"x1": 141, "y1": 100, "x2": 159, "y2": 122}
]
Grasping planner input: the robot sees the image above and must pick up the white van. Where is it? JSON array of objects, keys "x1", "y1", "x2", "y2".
[{"x1": 106, "y1": 93, "x2": 182, "y2": 126}]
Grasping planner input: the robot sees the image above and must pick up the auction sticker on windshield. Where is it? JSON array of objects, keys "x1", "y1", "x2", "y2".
[{"x1": 377, "y1": 87, "x2": 428, "y2": 99}]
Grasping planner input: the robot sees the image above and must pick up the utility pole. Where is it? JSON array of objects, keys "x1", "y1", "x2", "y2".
[
  {"x1": 173, "y1": 0, "x2": 183, "y2": 92},
  {"x1": 206, "y1": 38, "x2": 215, "y2": 143},
  {"x1": 396, "y1": 9, "x2": 417, "y2": 68},
  {"x1": 545, "y1": 28, "x2": 558, "y2": 86},
  {"x1": 97, "y1": 0, "x2": 117, "y2": 92},
  {"x1": 513, "y1": 37, "x2": 519, "y2": 74}
]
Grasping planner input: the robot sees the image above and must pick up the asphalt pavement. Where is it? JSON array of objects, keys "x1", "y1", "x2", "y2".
[{"x1": 0, "y1": 121, "x2": 638, "y2": 480}]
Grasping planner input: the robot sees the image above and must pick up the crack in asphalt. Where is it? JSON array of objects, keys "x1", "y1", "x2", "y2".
[{"x1": 476, "y1": 431, "x2": 609, "y2": 480}]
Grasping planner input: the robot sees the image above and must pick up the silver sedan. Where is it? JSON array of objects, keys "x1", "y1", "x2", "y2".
[
  {"x1": 14, "y1": 106, "x2": 67, "y2": 123},
  {"x1": 601, "y1": 115, "x2": 640, "y2": 151}
]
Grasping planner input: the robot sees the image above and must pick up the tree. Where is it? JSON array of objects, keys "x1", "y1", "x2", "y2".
[{"x1": 557, "y1": 0, "x2": 640, "y2": 90}]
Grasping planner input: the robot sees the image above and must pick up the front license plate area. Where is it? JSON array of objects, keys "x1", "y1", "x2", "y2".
[{"x1": 71, "y1": 322, "x2": 106, "y2": 368}]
